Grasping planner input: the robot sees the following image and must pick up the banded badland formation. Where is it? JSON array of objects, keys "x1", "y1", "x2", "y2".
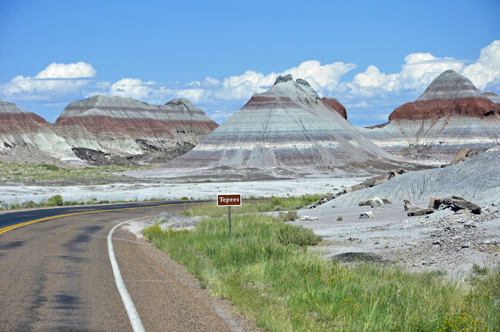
[
  {"x1": 360, "y1": 70, "x2": 500, "y2": 162},
  {"x1": 161, "y1": 74, "x2": 400, "y2": 175},
  {"x1": 1, "y1": 69, "x2": 500, "y2": 173},
  {"x1": 0, "y1": 96, "x2": 218, "y2": 165}
]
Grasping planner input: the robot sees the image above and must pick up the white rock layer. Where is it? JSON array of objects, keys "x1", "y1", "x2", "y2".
[{"x1": 0, "y1": 100, "x2": 76, "y2": 162}]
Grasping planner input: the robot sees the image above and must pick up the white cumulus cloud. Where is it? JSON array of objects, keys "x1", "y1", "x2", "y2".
[
  {"x1": 109, "y1": 78, "x2": 155, "y2": 99},
  {"x1": 35, "y1": 62, "x2": 96, "y2": 79},
  {"x1": 0, "y1": 62, "x2": 97, "y2": 101},
  {"x1": 462, "y1": 40, "x2": 500, "y2": 90},
  {"x1": 352, "y1": 53, "x2": 465, "y2": 93}
]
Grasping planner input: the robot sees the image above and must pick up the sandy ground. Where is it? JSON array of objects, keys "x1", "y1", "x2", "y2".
[{"x1": 0, "y1": 177, "x2": 366, "y2": 205}]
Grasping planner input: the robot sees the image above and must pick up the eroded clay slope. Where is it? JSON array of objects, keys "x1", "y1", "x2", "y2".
[
  {"x1": 0, "y1": 100, "x2": 76, "y2": 163},
  {"x1": 319, "y1": 144, "x2": 500, "y2": 207}
]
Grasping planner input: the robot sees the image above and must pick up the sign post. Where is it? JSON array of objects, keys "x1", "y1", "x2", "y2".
[{"x1": 217, "y1": 194, "x2": 242, "y2": 236}]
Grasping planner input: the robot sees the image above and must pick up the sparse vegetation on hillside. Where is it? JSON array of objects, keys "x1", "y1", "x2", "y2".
[
  {"x1": 0, "y1": 162, "x2": 158, "y2": 183},
  {"x1": 144, "y1": 210, "x2": 500, "y2": 331}
]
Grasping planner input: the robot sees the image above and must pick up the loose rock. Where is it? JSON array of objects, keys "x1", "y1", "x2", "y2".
[
  {"x1": 359, "y1": 211, "x2": 374, "y2": 219},
  {"x1": 370, "y1": 197, "x2": 384, "y2": 208}
]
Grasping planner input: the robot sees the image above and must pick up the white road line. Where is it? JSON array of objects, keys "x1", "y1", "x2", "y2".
[{"x1": 108, "y1": 218, "x2": 146, "y2": 332}]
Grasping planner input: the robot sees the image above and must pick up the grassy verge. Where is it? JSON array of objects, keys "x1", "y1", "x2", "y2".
[
  {"x1": 179, "y1": 194, "x2": 322, "y2": 218},
  {"x1": 144, "y1": 211, "x2": 500, "y2": 331}
]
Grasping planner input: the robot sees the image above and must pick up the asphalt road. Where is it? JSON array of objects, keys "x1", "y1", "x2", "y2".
[
  {"x1": 0, "y1": 200, "x2": 254, "y2": 332},
  {"x1": 0, "y1": 200, "x2": 209, "y2": 232}
]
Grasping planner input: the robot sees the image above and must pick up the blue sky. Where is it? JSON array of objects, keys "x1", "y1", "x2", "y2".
[{"x1": 1, "y1": 0, "x2": 499, "y2": 126}]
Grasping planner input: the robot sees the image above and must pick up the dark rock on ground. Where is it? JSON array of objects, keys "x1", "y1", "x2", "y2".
[
  {"x1": 430, "y1": 196, "x2": 481, "y2": 214},
  {"x1": 333, "y1": 252, "x2": 384, "y2": 263},
  {"x1": 404, "y1": 199, "x2": 436, "y2": 216},
  {"x1": 73, "y1": 142, "x2": 195, "y2": 166}
]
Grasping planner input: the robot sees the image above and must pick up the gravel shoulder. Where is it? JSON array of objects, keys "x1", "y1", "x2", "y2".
[{"x1": 124, "y1": 216, "x2": 265, "y2": 332}]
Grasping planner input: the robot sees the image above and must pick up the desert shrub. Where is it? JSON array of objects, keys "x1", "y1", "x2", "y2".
[
  {"x1": 41, "y1": 164, "x2": 59, "y2": 171},
  {"x1": 10, "y1": 203, "x2": 22, "y2": 209},
  {"x1": 47, "y1": 195, "x2": 63, "y2": 206},
  {"x1": 271, "y1": 196, "x2": 283, "y2": 207},
  {"x1": 21, "y1": 200, "x2": 38, "y2": 208},
  {"x1": 143, "y1": 224, "x2": 187, "y2": 242},
  {"x1": 473, "y1": 264, "x2": 488, "y2": 275},
  {"x1": 143, "y1": 223, "x2": 164, "y2": 242},
  {"x1": 337, "y1": 216, "x2": 343, "y2": 221},
  {"x1": 97, "y1": 200, "x2": 110, "y2": 204},
  {"x1": 180, "y1": 197, "x2": 189, "y2": 200},
  {"x1": 278, "y1": 210, "x2": 298, "y2": 222},
  {"x1": 275, "y1": 223, "x2": 321, "y2": 246}
]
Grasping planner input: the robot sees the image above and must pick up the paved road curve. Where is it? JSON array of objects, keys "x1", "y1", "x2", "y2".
[{"x1": 0, "y1": 201, "x2": 259, "y2": 331}]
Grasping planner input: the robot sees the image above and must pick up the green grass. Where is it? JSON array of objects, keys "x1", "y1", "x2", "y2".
[
  {"x1": 144, "y1": 213, "x2": 500, "y2": 331},
  {"x1": 0, "y1": 162, "x2": 158, "y2": 183},
  {"x1": 179, "y1": 194, "x2": 322, "y2": 218}
]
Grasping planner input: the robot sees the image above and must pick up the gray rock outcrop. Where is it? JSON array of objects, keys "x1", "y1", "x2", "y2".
[{"x1": 319, "y1": 144, "x2": 500, "y2": 208}]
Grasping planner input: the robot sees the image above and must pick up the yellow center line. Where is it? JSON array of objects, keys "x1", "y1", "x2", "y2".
[{"x1": 0, "y1": 202, "x2": 204, "y2": 235}]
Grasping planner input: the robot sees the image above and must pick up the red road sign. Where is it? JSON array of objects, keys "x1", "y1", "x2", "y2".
[{"x1": 217, "y1": 194, "x2": 242, "y2": 206}]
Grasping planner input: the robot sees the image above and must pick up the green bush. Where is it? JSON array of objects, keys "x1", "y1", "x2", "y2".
[
  {"x1": 473, "y1": 264, "x2": 488, "y2": 275},
  {"x1": 271, "y1": 196, "x2": 283, "y2": 207},
  {"x1": 21, "y1": 200, "x2": 38, "y2": 208},
  {"x1": 275, "y1": 223, "x2": 321, "y2": 246},
  {"x1": 143, "y1": 224, "x2": 187, "y2": 242},
  {"x1": 41, "y1": 164, "x2": 59, "y2": 171},
  {"x1": 337, "y1": 216, "x2": 343, "y2": 221},
  {"x1": 143, "y1": 223, "x2": 164, "y2": 242},
  {"x1": 97, "y1": 200, "x2": 110, "y2": 204},
  {"x1": 278, "y1": 210, "x2": 298, "y2": 222},
  {"x1": 47, "y1": 195, "x2": 63, "y2": 206},
  {"x1": 10, "y1": 203, "x2": 22, "y2": 209}
]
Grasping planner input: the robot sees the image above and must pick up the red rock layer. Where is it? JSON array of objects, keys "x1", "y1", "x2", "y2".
[
  {"x1": 321, "y1": 97, "x2": 347, "y2": 120},
  {"x1": 389, "y1": 70, "x2": 500, "y2": 121},
  {"x1": 55, "y1": 115, "x2": 218, "y2": 139},
  {"x1": 389, "y1": 97, "x2": 500, "y2": 121},
  {"x1": 0, "y1": 112, "x2": 50, "y2": 134}
]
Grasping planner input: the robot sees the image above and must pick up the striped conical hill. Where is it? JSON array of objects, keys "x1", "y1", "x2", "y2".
[{"x1": 163, "y1": 75, "x2": 400, "y2": 172}]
